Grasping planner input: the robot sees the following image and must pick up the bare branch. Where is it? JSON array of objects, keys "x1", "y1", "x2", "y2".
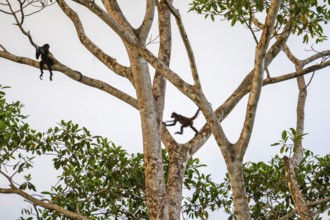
[
  {"x1": 0, "y1": 44, "x2": 7, "y2": 51},
  {"x1": 186, "y1": 46, "x2": 330, "y2": 156},
  {"x1": 5, "y1": 0, "x2": 38, "y2": 48},
  {"x1": 0, "y1": 170, "x2": 15, "y2": 187},
  {"x1": 302, "y1": 49, "x2": 330, "y2": 66},
  {"x1": 0, "y1": 187, "x2": 89, "y2": 220},
  {"x1": 153, "y1": 0, "x2": 172, "y2": 135},
  {"x1": 63, "y1": 1, "x2": 195, "y2": 101},
  {"x1": 265, "y1": 60, "x2": 330, "y2": 84},
  {"x1": 57, "y1": 0, "x2": 133, "y2": 82},
  {"x1": 101, "y1": 0, "x2": 135, "y2": 35},
  {"x1": 236, "y1": 0, "x2": 282, "y2": 160},
  {"x1": 137, "y1": 0, "x2": 155, "y2": 41},
  {"x1": 0, "y1": 50, "x2": 138, "y2": 108},
  {"x1": 164, "y1": 0, "x2": 201, "y2": 88}
]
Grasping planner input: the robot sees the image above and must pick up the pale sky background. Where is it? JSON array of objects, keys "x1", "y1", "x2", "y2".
[{"x1": 0, "y1": 1, "x2": 330, "y2": 219}]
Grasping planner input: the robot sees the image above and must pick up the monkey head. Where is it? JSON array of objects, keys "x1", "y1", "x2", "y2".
[
  {"x1": 171, "y1": 112, "x2": 178, "y2": 118},
  {"x1": 41, "y1": 44, "x2": 50, "y2": 52}
]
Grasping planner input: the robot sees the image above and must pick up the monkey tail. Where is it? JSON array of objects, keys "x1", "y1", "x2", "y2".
[
  {"x1": 76, "y1": 71, "x2": 83, "y2": 81},
  {"x1": 190, "y1": 109, "x2": 200, "y2": 120}
]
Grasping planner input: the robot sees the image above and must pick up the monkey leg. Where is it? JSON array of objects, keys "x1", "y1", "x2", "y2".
[
  {"x1": 47, "y1": 62, "x2": 53, "y2": 81},
  {"x1": 175, "y1": 126, "x2": 184, "y2": 135},
  {"x1": 39, "y1": 61, "x2": 45, "y2": 80},
  {"x1": 190, "y1": 125, "x2": 198, "y2": 136}
]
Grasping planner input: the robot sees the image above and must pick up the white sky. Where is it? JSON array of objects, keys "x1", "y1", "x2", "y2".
[{"x1": 1, "y1": 1, "x2": 330, "y2": 219}]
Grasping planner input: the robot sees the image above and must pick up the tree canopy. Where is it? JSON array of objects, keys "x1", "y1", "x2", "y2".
[{"x1": 1, "y1": 0, "x2": 330, "y2": 219}]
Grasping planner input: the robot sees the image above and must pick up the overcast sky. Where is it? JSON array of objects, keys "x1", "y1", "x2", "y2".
[{"x1": 1, "y1": 1, "x2": 330, "y2": 219}]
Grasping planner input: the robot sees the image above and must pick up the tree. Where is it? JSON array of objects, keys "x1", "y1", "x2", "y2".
[
  {"x1": 1, "y1": 0, "x2": 330, "y2": 219},
  {"x1": 0, "y1": 85, "x2": 225, "y2": 219}
]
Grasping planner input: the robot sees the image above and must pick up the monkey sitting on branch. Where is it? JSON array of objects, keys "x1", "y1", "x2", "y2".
[
  {"x1": 163, "y1": 109, "x2": 200, "y2": 136},
  {"x1": 36, "y1": 43, "x2": 54, "y2": 81}
]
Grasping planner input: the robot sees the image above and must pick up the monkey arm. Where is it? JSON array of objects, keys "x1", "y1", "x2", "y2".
[
  {"x1": 35, "y1": 49, "x2": 40, "y2": 59},
  {"x1": 162, "y1": 120, "x2": 177, "y2": 126}
]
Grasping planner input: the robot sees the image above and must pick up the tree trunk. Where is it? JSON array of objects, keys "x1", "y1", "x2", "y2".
[
  {"x1": 282, "y1": 71, "x2": 311, "y2": 220},
  {"x1": 167, "y1": 145, "x2": 187, "y2": 219},
  {"x1": 128, "y1": 50, "x2": 169, "y2": 220},
  {"x1": 283, "y1": 156, "x2": 312, "y2": 220},
  {"x1": 227, "y1": 160, "x2": 251, "y2": 220}
]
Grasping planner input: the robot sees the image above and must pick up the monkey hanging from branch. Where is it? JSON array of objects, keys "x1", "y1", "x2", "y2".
[
  {"x1": 35, "y1": 43, "x2": 54, "y2": 81},
  {"x1": 163, "y1": 109, "x2": 200, "y2": 136}
]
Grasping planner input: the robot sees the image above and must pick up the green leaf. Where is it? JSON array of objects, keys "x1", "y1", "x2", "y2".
[
  {"x1": 0, "y1": 120, "x2": 6, "y2": 131},
  {"x1": 281, "y1": 130, "x2": 287, "y2": 141}
]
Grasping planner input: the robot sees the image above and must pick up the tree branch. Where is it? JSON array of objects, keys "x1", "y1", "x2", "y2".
[
  {"x1": 137, "y1": 0, "x2": 155, "y2": 41},
  {"x1": 5, "y1": 0, "x2": 38, "y2": 49},
  {"x1": 236, "y1": 0, "x2": 282, "y2": 160},
  {"x1": 60, "y1": 1, "x2": 195, "y2": 102},
  {"x1": 277, "y1": 197, "x2": 330, "y2": 220},
  {"x1": 0, "y1": 187, "x2": 89, "y2": 220},
  {"x1": 0, "y1": 50, "x2": 138, "y2": 108},
  {"x1": 186, "y1": 48, "x2": 330, "y2": 156},
  {"x1": 264, "y1": 60, "x2": 330, "y2": 85},
  {"x1": 57, "y1": 0, "x2": 133, "y2": 82},
  {"x1": 164, "y1": 0, "x2": 201, "y2": 89},
  {"x1": 101, "y1": 0, "x2": 135, "y2": 36}
]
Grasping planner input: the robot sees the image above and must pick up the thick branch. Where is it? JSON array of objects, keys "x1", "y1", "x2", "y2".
[
  {"x1": 264, "y1": 60, "x2": 330, "y2": 84},
  {"x1": 278, "y1": 197, "x2": 330, "y2": 220},
  {"x1": 281, "y1": 39, "x2": 310, "y2": 219},
  {"x1": 283, "y1": 156, "x2": 312, "y2": 220},
  {"x1": 101, "y1": 0, "x2": 135, "y2": 35},
  {"x1": 186, "y1": 16, "x2": 291, "y2": 156},
  {"x1": 0, "y1": 50, "x2": 138, "y2": 108},
  {"x1": 164, "y1": 0, "x2": 201, "y2": 88},
  {"x1": 236, "y1": 0, "x2": 282, "y2": 160},
  {"x1": 57, "y1": 0, "x2": 133, "y2": 81},
  {"x1": 186, "y1": 52, "x2": 330, "y2": 156},
  {"x1": 137, "y1": 0, "x2": 155, "y2": 41},
  {"x1": 0, "y1": 187, "x2": 89, "y2": 220},
  {"x1": 153, "y1": 0, "x2": 172, "y2": 131},
  {"x1": 71, "y1": 0, "x2": 194, "y2": 100}
]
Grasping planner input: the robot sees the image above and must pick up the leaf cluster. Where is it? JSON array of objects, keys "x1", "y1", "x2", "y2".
[
  {"x1": 182, "y1": 158, "x2": 232, "y2": 219},
  {"x1": 242, "y1": 150, "x2": 330, "y2": 219},
  {"x1": 271, "y1": 128, "x2": 307, "y2": 155},
  {"x1": 0, "y1": 85, "x2": 41, "y2": 191},
  {"x1": 189, "y1": 0, "x2": 330, "y2": 43}
]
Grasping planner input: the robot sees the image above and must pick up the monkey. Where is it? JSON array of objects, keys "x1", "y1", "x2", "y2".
[
  {"x1": 36, "y1": 43, "x2": 54, "y2": 81},
  {"x1": 163, "y1": 109, "x2": 200, "y2": 136}
]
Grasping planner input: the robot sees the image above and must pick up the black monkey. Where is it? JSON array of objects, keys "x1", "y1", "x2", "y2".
[
  {"x1": 36, "y1": 43, "x2": 53, "y2": 81},
  {"x1": 163, "y1": 109, "x2": 200, "y2": 136}
]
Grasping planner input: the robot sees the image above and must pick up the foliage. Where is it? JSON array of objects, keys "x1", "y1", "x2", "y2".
[
  {"x1": 182, "y1": 157, "x2": 232, "y2": 219},
  {"x1": 243, "y1": 150, "x2": 330, "y2": 219},
  {"x1": 189, "y1": 0, "x2": 330, "y2": 43},
  {"x1": 0, "y1": 86, "x2": 225, "y2": 220},
  {"x1": 215, "y1": 129, "x2": 330, "y2": 219},
  {"x1": 2, "y1": 87, "x2": 329, "y2": 219}
]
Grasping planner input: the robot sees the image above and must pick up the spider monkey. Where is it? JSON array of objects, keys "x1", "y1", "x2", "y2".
[
  {"x1": 36, "y1": 43, "x2": 53, "y2": 81},
  {"x1": 163, "y1": 109, "x2": 200, "y2": 136}
]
